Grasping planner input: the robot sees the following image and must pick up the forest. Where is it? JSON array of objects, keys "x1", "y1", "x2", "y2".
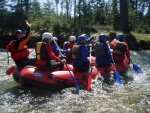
[{"x1": 0, "y1": 0, "x2": 150, "y2": 49}]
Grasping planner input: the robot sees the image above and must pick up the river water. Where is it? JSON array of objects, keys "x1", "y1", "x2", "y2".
[{"x1": 0, "y1": 50, "x2": 149, "y2": 113}]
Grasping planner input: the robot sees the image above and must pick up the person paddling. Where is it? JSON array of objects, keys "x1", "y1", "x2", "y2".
[
  {"x1": 63, "y1": 35, "x2": 76, "y2": 63},
  {"x1": 110, "y1": 33, "x2": 130, "y2": 63},
  {"x1": 35, "y1": 32, "x2": 66, "y2": 71},
  {"x1": 94, "y1": 34, "x2": 115, "y2": 68},
  {"x1": 72, "y1": 34, "x2": 91, "y2": 72}
]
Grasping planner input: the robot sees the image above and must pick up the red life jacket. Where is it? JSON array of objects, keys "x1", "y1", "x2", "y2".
[
  {"x1": 65, "y1": 41, "x2": 74, "y2": 49},
  {"x1": 64, "y1": 41, "x2": 75, "y2": 57},
  {"x1": 8, "y1": 41, "x2": 29, "y2": 60}
]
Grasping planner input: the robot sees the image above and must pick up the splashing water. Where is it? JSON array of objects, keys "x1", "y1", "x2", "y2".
[{"x1": 0, "y1": 50, "x2": 149, "y2": 112}]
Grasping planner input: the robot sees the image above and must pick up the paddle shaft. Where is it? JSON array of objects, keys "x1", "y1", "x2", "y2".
[
  {"x1": 53, "y1": 39, "x2": 79, "y2": 90},
  {"x1": 7, "y1": 52, "x2": 9, "y2": 65},
  {"x1": 89, "y1": 46, "x2": 92, "y2": 63}
]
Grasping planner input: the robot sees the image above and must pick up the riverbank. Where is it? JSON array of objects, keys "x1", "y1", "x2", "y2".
[
  {"x1": 108, "y1": 32, "x2": 150, "y2": 50},
  {"x1": 0, "y1": 32, "x2": 150, "y2": 50}
]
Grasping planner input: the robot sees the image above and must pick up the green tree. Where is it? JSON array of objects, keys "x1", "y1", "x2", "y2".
[{"x1": 30, "y1": 0, "x2": 43, "y2": 31}]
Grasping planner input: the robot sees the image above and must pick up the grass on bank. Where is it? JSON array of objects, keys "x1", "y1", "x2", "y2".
[
  {"x1": 90, "y1": 26, "x2": 150, "y2": 41},
  {"x1": 31, "y1": 24, "x2": 150, "y2": 42},
  {"x1": 91, "y1": 31, "x2": 150, "y2": 41},
  {"x1": 130, "y1": 32, "x2": 150, "y2": 41}
]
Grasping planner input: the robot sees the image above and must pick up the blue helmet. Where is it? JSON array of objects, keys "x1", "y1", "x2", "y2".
[
  {"x1": 14, "y1": 30, "x2": 23, "y2": 35},
  {"x1": 78, "y1": 35, "x2": 86, "y2": 41},
  {"x1": 117, "y1": 33, "x2": 124, "y2": 40},
  {"x1": 82, "y1": 34, "x2": 87, "y2": 38},
  {"x1": 98, "y1": 34, "x2": 107, "y2": 40}
]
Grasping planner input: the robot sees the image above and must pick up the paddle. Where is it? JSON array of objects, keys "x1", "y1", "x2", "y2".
[
  {"x1": 6, "y1": 51, "x2": 13, "y2": 76},
  {"x1": 89, "y1": 46, "x2": 92, "y2": 63},
  {"x1": 7, "y1": 52, "x2": 9, "y2": 65},
  {"x1": 87, "y1": 45, "x2": 92, "y2": 90},
  {"x1": 113, "y1": 64, "x2": 122, "y2": 84},
  {"x1": 130, "y1": 59, "x2": 143, "y2": 74},
  {"x1": 53, "y1": 38, "x2": 80, "y2": 92},
  {"x1": 6, "y1": 66, "x2": 16, "y2": 75}
]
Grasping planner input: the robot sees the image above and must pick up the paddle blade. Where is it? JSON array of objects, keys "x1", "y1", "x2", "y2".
[
  {"x1": 6, "y1": 66, "x2": 16, "y2": 75},
  {"x1": 133, "y1": 64, "x2": 143, "y2": 74},
  {"x1": 114, "y1": 70, "x2": 122, "y2": 84}
]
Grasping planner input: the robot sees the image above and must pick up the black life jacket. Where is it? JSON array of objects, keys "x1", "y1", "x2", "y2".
[
  {"x1": 72, "y1": 44, "x2": 82, "y2": 60},
  {"x1": 94, "y1": 42, "x2": 107, "y2": 57},
  {"x1": 113, "y1": 42, "x2": 125, "y2": 55}
]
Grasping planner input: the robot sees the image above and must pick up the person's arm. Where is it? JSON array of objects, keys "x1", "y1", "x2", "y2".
[
  {"x1": 57, "y1": 48, "x2": 68, "y2": 54},
  {"x1": 86, "y1": 35, "x2": 97, "y2": 44},
  {"x1": 53, "y1": 44, "x2": 68, "y2": 54},
  {"x1": 80, "y1": 45, "x2": 90, "y2": 63},
  {"x1": 104, "y1": 43, "x2": 114, "y2": 63},
  {"x1": 125, "y1": 43, "x2": 130, "y2": 59},
  {"x1": 17, "y1": 20, "x2": 31, "y2": 50},
  {"x1": 110, "y1": 39, "x2": 116, "y2": 49},
  {"x1": 6, "y1": 41, "x2": 13, "y2": 52},
  {"x1": 46, "y1": 45, "x2": 60, "y2": 62},
  {"x1": 86, "y1": 37, "x2": 94, "y2": 44}
]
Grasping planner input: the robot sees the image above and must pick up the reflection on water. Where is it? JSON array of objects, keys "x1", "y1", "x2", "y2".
[{"x1": 0, "y1": 50, "x2": 150, "y2": 112}]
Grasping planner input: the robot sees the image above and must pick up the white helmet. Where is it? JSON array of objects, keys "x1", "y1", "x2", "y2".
[
  {"x1": 69, "y1": 36, "x2": 76, "y2": 41},
  {"x1": 51, "y1": 37, "x2": 58, "y2": 41},
  {"x1": 42, "y1": 32, "x2": 53, "y2": 40}
]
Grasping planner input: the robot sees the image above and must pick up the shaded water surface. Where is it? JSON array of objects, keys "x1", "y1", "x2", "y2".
[{"x1": 0, "y1": 50, "x2": 149, "y2": 113}]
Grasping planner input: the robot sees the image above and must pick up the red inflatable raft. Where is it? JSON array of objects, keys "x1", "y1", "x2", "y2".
[
  {"x1": 12, "y1": 64, "x2": 98, "y2": 91},
  {"x1": 88, "y1": 56, "x2": 130, "y2": 77}
]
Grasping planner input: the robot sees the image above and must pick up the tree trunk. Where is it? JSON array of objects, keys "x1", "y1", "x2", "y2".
[{"x1": 119, "y1": 0, "x2": 129, "y2": 33}]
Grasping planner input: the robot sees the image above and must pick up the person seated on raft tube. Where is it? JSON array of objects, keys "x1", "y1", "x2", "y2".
[
  {"x1": 35, "y1": 32, "x2": 66, "y2": 71},
  {"x1": 63, "y1": 35, "x2": 76, "y2": 63},
  {"x1": 6, "y1": 20, "x2": 34, "y2": 67},
  {"x1": 72, "y1": 34, "x2": 94, "y2": 72},
  {"x1": 94, "y1": 34, "x2": 115, "y2": 68},
  {"x1": 50, "y1": 37, "x2": 71, "y2": 58},
  {"x1": 110, "y1": 33, "x2": 130, "y2": 63},
  {"x1": 82, "y1": 34, "x2": 96, "y2": 46},
  {"x1": 83, "y1": 34, "x2": 97, "y2": 57}
]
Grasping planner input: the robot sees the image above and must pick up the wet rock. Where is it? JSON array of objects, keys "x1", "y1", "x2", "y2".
[
  {"x1": 126, "y1": 34, "x2": 141, "y2": 50},
  {"x1": 140, "y1": 40, "x2": 150, "y2": 50}
]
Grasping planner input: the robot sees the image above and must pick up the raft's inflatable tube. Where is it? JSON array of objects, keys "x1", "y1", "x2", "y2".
[
  {"x1": 88, "y1": 56, "x2": 97, "y2": 66},
  {"x1": 12, "y1": 65, "x2": 99, "y2": 90},
  {"x1": 88, "y1": 56, "x2": 130, "y2": 77}
]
